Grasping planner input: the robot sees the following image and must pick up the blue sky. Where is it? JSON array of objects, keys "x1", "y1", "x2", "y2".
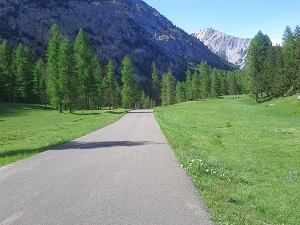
[{"x1": 143, "y1": 0, "x2": 300, "y2": 44}]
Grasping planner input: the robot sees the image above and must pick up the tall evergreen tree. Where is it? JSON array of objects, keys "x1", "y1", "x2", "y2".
[
  {"x1": 151, "y1": 62, "x2": 161, "y2": 105},
  {"x1": 102, "y1": 60, "x2": 119, "y2": 109},
  {"x1": 199, "y1": 62, "x2": 211, "y2": 99},
  {"x1": 191, "y1": 70, "x2": 201, "y2": 100},
  {"x1": 14, "y1": 43, "x2": 34, "y2": 103},
  {"x1": 210, "y1": 69, "x2": 222, "y2": 98},
  {"x1": 74, "y1": 28, "x2": 100, "y2": 109},
  {"x1": 175, "y1": 81, "x2": 185, "y2": 103},
  {"x1": 0, "y1": 40, "x2": 15, "y2": 102},
  {"x1": 58, "y1": 36, "x2": 77, "y2": 112},
  {"x1": 33, "y1": 58, "x2": 47, "y2": 104},
  {"x1": 227, "y1": 73, "x2": 239, "y2": 95},
  {"x1": 121, "y1": 56, "x2": 134, "y2": 108},
  {"x1": 185, "y1": 69, "x2": 193, "y2": 100},
  {"x1": 161, "y1": 68, "x2": 175, "y2": 106},
  {"x1": 46, "y1": 24, "x2": 63, "y2": 110},
  {"x1": 246, "y1": 31, "x2": 272, "y2": 102}
]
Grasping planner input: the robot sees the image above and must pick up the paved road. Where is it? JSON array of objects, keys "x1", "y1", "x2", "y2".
[{"x1": 0, "y1": 109, "x2": 215, "y2": 225}]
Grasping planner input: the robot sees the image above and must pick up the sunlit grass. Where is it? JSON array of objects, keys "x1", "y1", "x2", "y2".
[
  {"x1": 0, "y1": 104, "x2": 127, "y2": 167},
  {"x1": 155, "y1": 95, "x2": 300, "y2": 225}
]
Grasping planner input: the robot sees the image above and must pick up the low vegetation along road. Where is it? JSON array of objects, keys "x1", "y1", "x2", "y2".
[{"x1": 0, "y1": 109, "x2": 214, "y2": 225}]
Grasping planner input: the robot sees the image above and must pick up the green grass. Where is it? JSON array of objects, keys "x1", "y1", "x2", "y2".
[
  {"x1": 0, "y1": 104, "x2": 127, "y2": 167},
  {"x1": 154, "y1": 96, "x2": 300, "y2": 225}
]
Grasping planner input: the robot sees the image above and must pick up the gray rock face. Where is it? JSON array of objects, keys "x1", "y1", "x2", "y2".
[
  {"x1": 0, "y1": 0, "x2": 229, "y2": 80},
  {"x1": 194, "y1": 28, "x2": 251, "y2": 69}
]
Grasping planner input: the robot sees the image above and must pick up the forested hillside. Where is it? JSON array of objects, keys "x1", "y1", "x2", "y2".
[{"x1": 246, "y1": 26, "x2": 300, "y2": 102}]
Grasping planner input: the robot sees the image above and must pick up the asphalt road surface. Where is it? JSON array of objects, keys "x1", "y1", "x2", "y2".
[{"x1": 0, "y1": 109, "x2": 215, "y2": 225}]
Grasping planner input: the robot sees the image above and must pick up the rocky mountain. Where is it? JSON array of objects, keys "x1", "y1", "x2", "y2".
[
  {"x1": 0, "y1": 0, "x2": 229, "y2": 81},
  {"x1": 194, "y1": 28, "x2": 251, "y2": 69}
]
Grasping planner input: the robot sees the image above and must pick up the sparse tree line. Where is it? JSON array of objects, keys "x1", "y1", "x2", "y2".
[
  {"x1": 246, "y1": 25, "x2": 300, "y2": 102},
  {"x1": 161, "y1": 63, "x2": 247, "y2": 106}
]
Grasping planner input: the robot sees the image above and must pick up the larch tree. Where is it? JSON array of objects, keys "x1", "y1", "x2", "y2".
[
  {"x1": 121, "y1": 56, "x2": 134, "y2": 108},
  {"x1": 58, "y1": 36, "x2": 77, "y2": 112},
  {"x1": 46, "y1": 24, "x2": 63, "y2": 110},
  {"x1": 14, "y1": 43, "x2": 34, "y2": 103},
  {"x1": 33, "y1": 58, "x2": 47, "y2": 105},
  {"x1": 191, "y1": 70, "x2": 201, "y2": 100},
  {"x1": 210, "y1": 68, "x2": 222, "y2": 98},
  {"x1": 185, "y1": 69, "x2": 192, "y2": 100},
  {"x1": 199, "y1": 62, "x2": 211, "y2": 99},
  {"x1": 102, "y1": 60, "x2": 119, "y2": 109},
  {"x1": 161, "y1": 68, "x2": 175, "y2": 106},
  {"x1": 246, "y1": 30, "x2": 272, "y2": 102},
  {"x1": 0, "y1": 40, "x2": 15, "y2": 103},
  {"x1": 74, "y1": 28, "x2": 100, "y2": 109},
  {"x1": 175, "y1": 81, "x2": 185, "y2": 103},
  {"x1": 151, "y1": 62, "x2": 161, "y2": 105}
]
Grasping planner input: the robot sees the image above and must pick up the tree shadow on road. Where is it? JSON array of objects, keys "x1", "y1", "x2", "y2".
[{"x1": 52, "y1": 140, "x2": 162, "y2": 150}]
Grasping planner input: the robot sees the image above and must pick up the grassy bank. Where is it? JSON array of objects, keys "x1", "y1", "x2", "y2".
[
  {"x1": 155, "y1": 96, "x2": 300, "y2": 225},
  {"x1": 0, "y1": 104, "x2": 127, "y2": 167}
]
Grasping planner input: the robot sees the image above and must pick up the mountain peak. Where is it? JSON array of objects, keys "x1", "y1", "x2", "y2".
[
  {"x1": 194, "y1": 28, "x2": 251, "y2": 68},
  {"x1": 0, "y1": 0, "x2": 229, "y2": 81}
]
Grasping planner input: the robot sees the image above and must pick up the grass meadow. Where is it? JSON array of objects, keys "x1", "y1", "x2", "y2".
[
  {"x1": 155, "y1": 96, "x2": 300, "y2": 225},
  {"x1": 0, "y1": 104, "x2": 127, "y2": 167}
]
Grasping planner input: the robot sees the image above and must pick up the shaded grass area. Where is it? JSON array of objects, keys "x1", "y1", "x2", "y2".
[
  {"x1": 0, "y1": 104, "x2": 128, "y2": 167},
  {"x1": 154, "y1": 96, "x2": 300, "y2": 225}
]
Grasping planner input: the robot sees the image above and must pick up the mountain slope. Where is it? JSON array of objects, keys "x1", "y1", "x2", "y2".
[
  {"x1": 194, "y1": 28, "x2": 251, "y2": 68},
  {"x1": 0, "y1": 0, "x2": 229, "y2": 80}
]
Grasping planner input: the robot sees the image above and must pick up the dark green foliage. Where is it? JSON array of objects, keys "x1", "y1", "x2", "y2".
[
  {"x1": 246, "y1": 31, "x2": 272, "y2": 102},
  {"x1": 0, "y1": 40, "x2": 15, "y2": 103},
  {"x1": 151, "y1": 62, "x2": 161, "y2": 105},
  {"x1": 191, "y1": 70, "x2": 201, "y2": 100},
  {"x1": 175, "y1": 81, "x2": 185, "y2": 103},
  {"x1": 185, "y1": 69, "x2": 193, "y2": 100},
  {"x1": 46, "y1": 24, "x2": 63, "y2": 111},
  {"x1": 121, "y1": 56, "x2": 134, "y2": 108},
  {"x1": 58, "y1": 36, "x2": 77, "y2": 112},
  {"x1": 74, "y1": 28, "x2": 101, "y2": 110},
  {"x1": 210, "y1": 69, "x2": 222, "y2": 98},
  {"x1": 199, "y1": 62, "x2": 211, "y2": 99},
  {"x1": 161, "y1": 68, "x2": 175, "y2": 106},
  {"x1": 14, "y1": 43, "x2": 34, "y2": 103},
  {"x1": 33, "y1": 58, "x2": 47, "y2": 104},
  {"x1": 227, "y1": 73, "x2": 239, "y2": 95},
  {"x1": 102, "y1": 60, "x2": 120, "y2": 109}
]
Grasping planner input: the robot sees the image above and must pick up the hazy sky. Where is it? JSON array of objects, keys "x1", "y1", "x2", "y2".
[{"x1": 143, "y1": 0, "x2": 300, "y2": 45}]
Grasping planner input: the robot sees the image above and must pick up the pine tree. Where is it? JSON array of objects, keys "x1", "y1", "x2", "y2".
[
  {"x1": 227, "y1": 74, "x2": 239, "y2": 95},
  {"x1": 199, "y1": 62, "x2": 211, "y2": 99},
  {"x1": 74, "y1": 28, "x2": 100, "y2": 109},
  {"x1": 191, "y1": 71, "x2": 201, "y2": 100},
  {"x1": 175, "y1": 81, "x2": 185, "y2": 103},
  {"x1": 33, "y1": 58, "x2": 47, "y2": 104},
  {"x1": 282, "y1": 26, "x2": 296, "y2": 92},
  {"x1": 0, "y1": 40, "x2": 15, "y2": 103},
  {"x1": 210, "y1": 69, "x2": 222, "y2": 98},
  {"x1": 102, "y1": 60, "x2": 119, "y2": 109},
  {"x1": 46, "y1": 24, "x2": 63, "y2": 110},
  {"x1": 161, "y1": 68, "x2": 175, "y2": 106},
  {"x1": 185, "y1": 69, "x2": 193, "y2": 100},
  {"x1": 58, "y1": 36, "x2": 77, "y2": 112},
  {"x1": 14, "y1": 43, "x2": 34, "y2": 103},
  {"x1": 121, "y1": 56, "x2": 134, "y2": 108},
  {"x1": 132, "y1": 73, "x2": 142, "y2": 109},
  {"x1": 246, "y1": 31, "x2": 272, "y2": 102},
  {"x1": 151, "y1": 62, "x2": 161, "y2": 105}
]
